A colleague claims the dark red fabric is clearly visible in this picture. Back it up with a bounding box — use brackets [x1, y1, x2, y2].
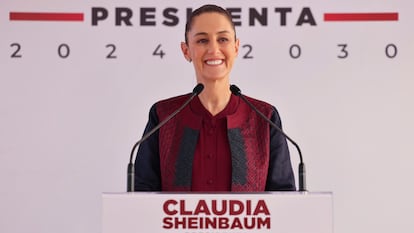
[190, 95, 238, 191]
[227, 96, 271, 191]
[156, 94, 202, 191]
[156, 94, 274, 191]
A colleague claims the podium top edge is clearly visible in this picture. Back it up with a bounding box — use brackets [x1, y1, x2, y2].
[102, 191, 333, 196]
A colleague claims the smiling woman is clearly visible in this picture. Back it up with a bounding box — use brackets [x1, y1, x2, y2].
[180, 9, 239, 115]
[134, 4, 296, 192]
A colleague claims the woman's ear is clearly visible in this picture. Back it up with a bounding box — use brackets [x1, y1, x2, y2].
[181, 42, 192, 62]
[235, 38, 240, 55]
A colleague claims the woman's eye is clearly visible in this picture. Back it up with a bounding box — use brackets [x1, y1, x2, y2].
[197, 39, 208, 44]
[219, 38, 229, 43]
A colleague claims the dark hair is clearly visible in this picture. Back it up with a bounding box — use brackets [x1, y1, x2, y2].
[184, 4, 236, 44]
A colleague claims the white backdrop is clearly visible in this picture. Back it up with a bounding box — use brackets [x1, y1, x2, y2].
[1, 0, 413, 233]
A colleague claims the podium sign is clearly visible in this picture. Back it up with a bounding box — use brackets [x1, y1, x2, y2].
[102, 192, 333, 233]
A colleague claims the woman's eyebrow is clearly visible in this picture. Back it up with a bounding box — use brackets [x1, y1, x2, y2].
[193, 30, 231, 37]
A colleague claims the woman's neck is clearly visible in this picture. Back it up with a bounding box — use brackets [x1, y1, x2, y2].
[197, 81, 232, 116]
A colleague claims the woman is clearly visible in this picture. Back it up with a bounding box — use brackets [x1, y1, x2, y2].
[134, 4, 296, 191]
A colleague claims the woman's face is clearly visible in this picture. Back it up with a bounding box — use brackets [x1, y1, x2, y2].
[181, 12, 239, 83]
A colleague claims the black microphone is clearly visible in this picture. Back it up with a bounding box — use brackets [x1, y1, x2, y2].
[127, 83, 204, 192]
[230, 84, 306, 192]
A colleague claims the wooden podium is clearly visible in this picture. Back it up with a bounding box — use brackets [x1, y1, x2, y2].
[102, 192, 333, 233]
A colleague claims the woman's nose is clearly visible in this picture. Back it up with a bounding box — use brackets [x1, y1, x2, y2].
[207, 40, 220, 53]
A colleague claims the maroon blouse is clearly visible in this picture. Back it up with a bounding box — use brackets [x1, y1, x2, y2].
[190, 95, 238, 191]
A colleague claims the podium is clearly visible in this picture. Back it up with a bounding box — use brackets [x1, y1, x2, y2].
[102, 192, 333, 233]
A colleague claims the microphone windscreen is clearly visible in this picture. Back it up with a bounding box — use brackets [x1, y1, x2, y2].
[230, 84, 242, 96]
[193, 83, 204, 95]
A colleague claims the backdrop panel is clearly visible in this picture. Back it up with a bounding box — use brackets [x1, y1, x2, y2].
[1, 1, 413, 233]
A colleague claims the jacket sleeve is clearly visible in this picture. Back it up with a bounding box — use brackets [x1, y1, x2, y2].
[265, 106, 297, 191]
[134, 104, 162, 191]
